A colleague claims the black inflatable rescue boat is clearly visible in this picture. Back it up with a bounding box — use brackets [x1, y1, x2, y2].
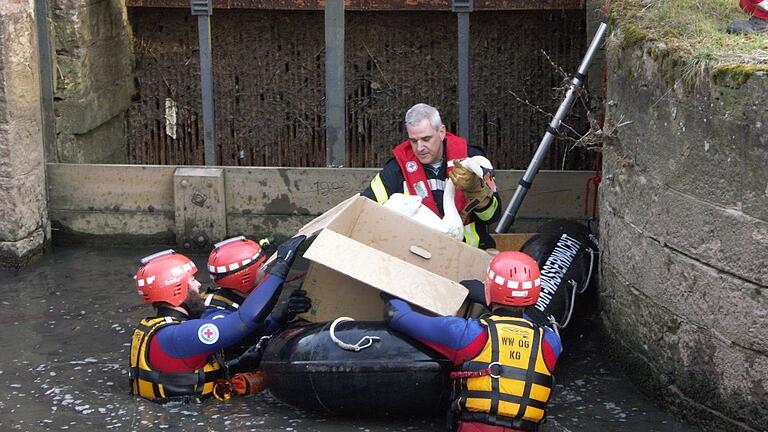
[261, 220, 598, 416]
[260, 320, 453, 416]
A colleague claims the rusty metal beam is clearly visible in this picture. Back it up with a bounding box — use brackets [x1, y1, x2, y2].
[125, 0, 584, 11]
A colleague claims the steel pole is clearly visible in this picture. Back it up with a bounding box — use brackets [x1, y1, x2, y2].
[192, 0, 216, 165]
[34, 0, 56, 162]
[324, 0, 346, 167]
[496, 21, 608, 233]
[453, 0, 473, 139]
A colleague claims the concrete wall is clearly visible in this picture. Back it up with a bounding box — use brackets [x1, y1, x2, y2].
[47, 164, 593, 247]
[0, 1, 50, 268]
[600, 30, 768, 431]
[50, 0, 134, 163]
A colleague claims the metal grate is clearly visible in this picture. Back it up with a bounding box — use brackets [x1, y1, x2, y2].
[127, 9, 593, 170]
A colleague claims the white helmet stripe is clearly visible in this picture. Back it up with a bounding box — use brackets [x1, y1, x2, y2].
[228, 263, 239, 271]
[522, 281, 532, 289]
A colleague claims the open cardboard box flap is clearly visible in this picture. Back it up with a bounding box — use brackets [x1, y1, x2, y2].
[296, 195, 493, 322]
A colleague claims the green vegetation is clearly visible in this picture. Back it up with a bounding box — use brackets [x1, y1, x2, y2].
[612, 0, 768, 82]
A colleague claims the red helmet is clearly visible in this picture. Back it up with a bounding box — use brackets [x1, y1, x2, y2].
[135, 250, 197, 306]
[207, 236, 266, 294]
[484, 251, 542, 307]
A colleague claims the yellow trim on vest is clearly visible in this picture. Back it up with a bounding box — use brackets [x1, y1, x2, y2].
[129, 316, 221, 403]
[474, 196, 498, 221]
[463, 223, 480, 247]
[370, 174, 389, 205]
[457, 315, 553, 425]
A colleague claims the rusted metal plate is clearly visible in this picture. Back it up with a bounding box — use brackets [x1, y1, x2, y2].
[125, 0, 584, 10]
[127, 9, 592, 170]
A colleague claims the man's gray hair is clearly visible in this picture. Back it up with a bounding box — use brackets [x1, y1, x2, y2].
[405, 103, 443, 130]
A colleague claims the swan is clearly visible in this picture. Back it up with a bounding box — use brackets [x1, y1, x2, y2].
[381, 155, 495, 243]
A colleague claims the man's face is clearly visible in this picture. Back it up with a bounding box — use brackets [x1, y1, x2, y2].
[407, 119, 446, 165]
[182, 276, 206, 318]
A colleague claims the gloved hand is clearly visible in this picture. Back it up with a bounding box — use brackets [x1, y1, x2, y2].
[448, 159, 493, 212]
[226, 343, 265, 375]
[271, 288, 312, 324]
[383, 299, 410, 324]
[266, 235, 307, 279]
[460, 279, 487, 306]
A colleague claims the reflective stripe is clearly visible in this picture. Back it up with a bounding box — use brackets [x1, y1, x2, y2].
[428, 179, 446, 191]
[464, 222, 480, 247]
[474, 196, 498, 221]
[401, 181, 411, 195]
[370, 174, 389, 204]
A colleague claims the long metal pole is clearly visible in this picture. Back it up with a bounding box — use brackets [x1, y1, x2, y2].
[496, 21, 608, 234]
[324, 0, 346, 167]
[454, 0, 473, 139]
[34, 0, 57, 162]
[192, 0, 216, 165]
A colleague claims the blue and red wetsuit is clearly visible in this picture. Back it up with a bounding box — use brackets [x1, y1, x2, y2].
[148, 274, 285, 373]
[386, 299, 562, 432]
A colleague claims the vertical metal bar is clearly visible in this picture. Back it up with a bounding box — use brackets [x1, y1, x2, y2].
[456, 6, 471, 139]
[192, 0, 216, 165]
[197, 15, 216, 166]
[34, 0, 57, 162]
[324, 0, 345, 167]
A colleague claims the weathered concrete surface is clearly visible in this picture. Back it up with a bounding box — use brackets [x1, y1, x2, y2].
[0, 1, 50, 268]
[50, 0, 134, 163]
[600, 28, 768, 431]
[174, 168, 226, 249]
[47, 164, 595, 245]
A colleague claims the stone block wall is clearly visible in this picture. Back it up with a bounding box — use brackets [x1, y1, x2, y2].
[50, 0, 134, 163]
[599, 30, 768, 431]
[0, 1, 50, 268]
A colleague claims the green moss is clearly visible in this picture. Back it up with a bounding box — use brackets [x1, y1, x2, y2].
[621, 23, 654, 49]
[712, 64, 768, 87]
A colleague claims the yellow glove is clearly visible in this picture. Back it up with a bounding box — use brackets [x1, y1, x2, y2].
[448, 159, 493, 216]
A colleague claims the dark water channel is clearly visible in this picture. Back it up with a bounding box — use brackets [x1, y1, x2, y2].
[0, 246, 700, 432]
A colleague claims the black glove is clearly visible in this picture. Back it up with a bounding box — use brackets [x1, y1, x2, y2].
[226, 343, 265, 375]
[271, 289, 312, 324]
[266, 235, 307, 279]
[460, 279, 487, 306]
[383, 298, 408, 324]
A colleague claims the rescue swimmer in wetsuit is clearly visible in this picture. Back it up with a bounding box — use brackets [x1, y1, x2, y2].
[128, 235, 306, 404]
[385, 251, 562, 432]
[202, 235, 311, 373]
[361, 103, 502, 249]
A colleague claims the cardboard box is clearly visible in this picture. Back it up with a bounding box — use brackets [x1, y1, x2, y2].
[490, 233, 533, 253]
[296, 195, 493, 322]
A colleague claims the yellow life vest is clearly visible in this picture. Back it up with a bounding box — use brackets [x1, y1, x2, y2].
[202, 288, 241, 311]
[454, 315, 554, 429]
[129, 316, 222, 403]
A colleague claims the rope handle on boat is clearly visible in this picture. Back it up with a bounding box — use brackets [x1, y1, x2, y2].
[329, 317, 381, 352]
[548, 247, 597, 334]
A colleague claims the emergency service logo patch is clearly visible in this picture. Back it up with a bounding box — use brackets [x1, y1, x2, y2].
[197, 323, 220, 345]
[405, 160, 418, 173]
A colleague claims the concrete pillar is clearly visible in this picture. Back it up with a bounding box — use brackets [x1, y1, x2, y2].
[0, 1, 50, 268]
[600, 30, 768, 431]
[50, 0, 134, 163]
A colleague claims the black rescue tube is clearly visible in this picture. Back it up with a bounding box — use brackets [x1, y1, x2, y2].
[260, 320, 453, 416]
[521, 219, 598, 328]
[261, 220, 597, 416]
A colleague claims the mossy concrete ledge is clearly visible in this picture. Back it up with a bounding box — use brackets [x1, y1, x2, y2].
[599, 26, 768, 432]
